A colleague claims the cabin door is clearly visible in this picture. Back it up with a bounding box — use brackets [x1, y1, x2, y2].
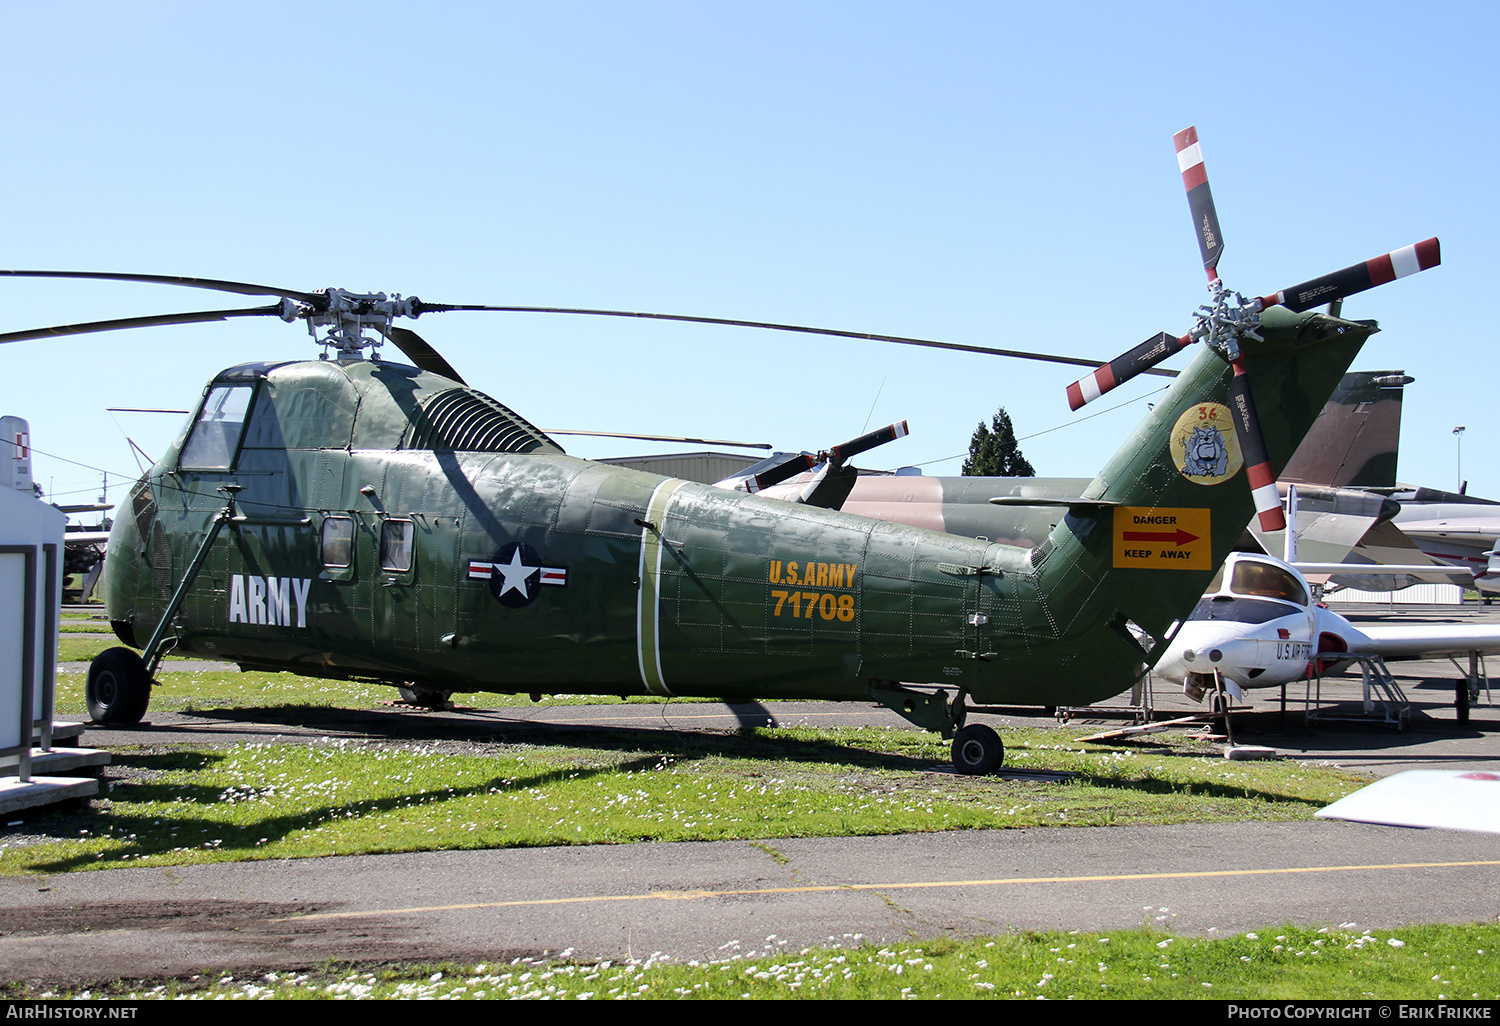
[369, 513, 461, 660]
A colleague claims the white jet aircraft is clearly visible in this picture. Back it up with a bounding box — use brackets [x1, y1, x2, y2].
[1154, 551, 1500, 715]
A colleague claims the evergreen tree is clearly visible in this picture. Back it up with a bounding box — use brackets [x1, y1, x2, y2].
[961, 407, 1034, 477]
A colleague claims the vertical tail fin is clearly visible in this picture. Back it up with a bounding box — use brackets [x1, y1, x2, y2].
[1032, 306, 1378, 655]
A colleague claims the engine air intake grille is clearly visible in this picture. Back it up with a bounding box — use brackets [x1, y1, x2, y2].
[402, 389, 559, 455]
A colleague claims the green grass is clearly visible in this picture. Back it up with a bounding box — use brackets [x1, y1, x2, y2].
[12, 925, 1500, 999]
[52, 667, 744, 714]
[0, 728, 1368, 874]
[55, 668, 396, 712]
[58, 620, 116, 635]
[57, 637, 199, 662]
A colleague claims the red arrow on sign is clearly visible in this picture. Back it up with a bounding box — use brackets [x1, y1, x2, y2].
[1122, 529, 1200, 547]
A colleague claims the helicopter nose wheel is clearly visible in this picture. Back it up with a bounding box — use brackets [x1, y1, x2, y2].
[951, 723, 1004, 775]
[86, 648, 152, 724]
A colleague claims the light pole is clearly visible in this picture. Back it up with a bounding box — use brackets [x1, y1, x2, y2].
[1454, 425, 1466, 492]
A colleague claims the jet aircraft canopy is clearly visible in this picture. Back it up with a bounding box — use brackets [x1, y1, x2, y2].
[1188, 555, 1311, 625]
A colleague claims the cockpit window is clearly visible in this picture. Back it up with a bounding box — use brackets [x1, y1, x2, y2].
[180, 385, 254, 470]
[1229, 561, 1308, 606]
[1203, 565, 1225, 596]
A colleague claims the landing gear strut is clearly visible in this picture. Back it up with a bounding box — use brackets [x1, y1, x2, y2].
[868, 682, 1006, 775]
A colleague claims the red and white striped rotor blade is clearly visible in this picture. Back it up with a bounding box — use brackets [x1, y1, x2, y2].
[1259, 238, 1440, 313]
[1226, 358, 1286, 532]
[1066, 331, 1192, 411]
[828, 420, 909, 464]
[1175, 126, 1226, 281]
[746, 453, 816, 492]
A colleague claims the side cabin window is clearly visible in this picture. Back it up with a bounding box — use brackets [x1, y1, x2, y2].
[180, 385, 254, 470]
[380, 519, 415, 573]
[321, 516, 355, 568]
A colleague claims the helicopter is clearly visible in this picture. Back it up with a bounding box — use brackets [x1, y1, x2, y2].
[4, 127, 1441, 774]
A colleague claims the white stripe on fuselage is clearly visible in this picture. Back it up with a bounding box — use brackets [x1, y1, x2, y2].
[635, 479, 689, 696]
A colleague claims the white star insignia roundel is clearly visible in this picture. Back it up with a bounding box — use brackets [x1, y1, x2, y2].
[495, 545, 538, 599]
[468, 542, 568, 607]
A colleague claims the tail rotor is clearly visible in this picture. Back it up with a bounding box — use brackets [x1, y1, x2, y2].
[1064, 126, 1441, 532]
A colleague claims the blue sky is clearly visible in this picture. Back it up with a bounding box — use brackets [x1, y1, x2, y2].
[2, 1, 1492, 508]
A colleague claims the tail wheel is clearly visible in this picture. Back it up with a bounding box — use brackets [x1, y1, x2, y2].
[86, 648, 152, 724]
[951, 723, 1004, 775]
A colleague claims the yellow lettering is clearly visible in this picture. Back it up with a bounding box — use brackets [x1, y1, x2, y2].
[815, 563, 828, 587]
[769, 560, 782, 584]
[786, 561, 799, 585]
[771, 588, 858, 623]
[826, 563, 845, 589]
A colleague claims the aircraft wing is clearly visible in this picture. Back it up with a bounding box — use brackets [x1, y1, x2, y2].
[1354, 624, 1500, 661]
[1395, 515, 1500, 548]
[1334, 520, 1467, 590]
[1250, 484, 1393, 566]
[65, 531, 111, 546]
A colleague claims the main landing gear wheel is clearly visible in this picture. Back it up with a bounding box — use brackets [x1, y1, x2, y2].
[399, 685, 453, 710]
[86, 648, 152, 724]
[951, 723, 1004, 775]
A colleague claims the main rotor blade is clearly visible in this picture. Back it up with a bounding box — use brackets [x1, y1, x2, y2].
[1174, 126, 1225, 280]
[544, 430, 772, 450]
[1258, 238, 1441, 313]
[385, 326, 467, 384]
[0, 304, 285, 345]
[430, 304, 1172, 373]
[0, 270, 323, 305]
[828, 420, 909, 465]
[1066, 331, 1191, 410]
[797, 463, 860, 511]
[745, 453, 816, 492]
[1226, 358, 1286, 532]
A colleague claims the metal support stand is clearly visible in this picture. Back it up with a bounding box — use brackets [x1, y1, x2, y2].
[1446, 652, 1490, 725]
[1214, 669, 1237, 745]
[1305, 654, 1409, 730]
[1059, 669, 1156, 724]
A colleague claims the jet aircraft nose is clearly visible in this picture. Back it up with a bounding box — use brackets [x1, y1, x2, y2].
[1175, 628, 1259, 678]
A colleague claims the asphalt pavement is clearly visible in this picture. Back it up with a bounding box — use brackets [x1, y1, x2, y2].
[3, 820, 1497, 986]
[10, 606, 1499, 986]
